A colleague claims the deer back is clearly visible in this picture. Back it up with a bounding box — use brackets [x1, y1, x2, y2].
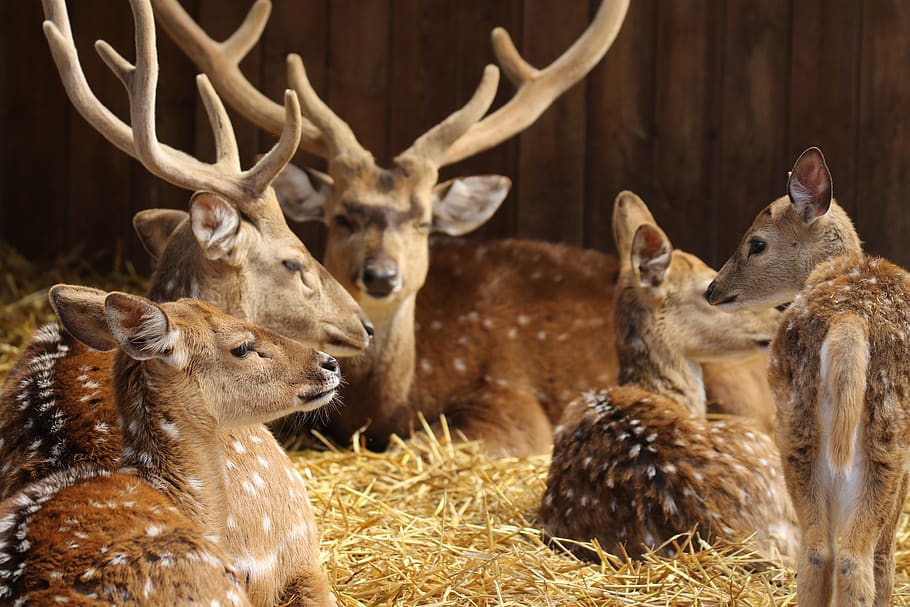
[542, 386, 797, 562]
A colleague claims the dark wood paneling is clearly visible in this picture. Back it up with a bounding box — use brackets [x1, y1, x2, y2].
[443, 0, 522, 242]
[261, 0, 329, 257]
[651, 0, 723, 264]
[788, 0, 862, 222]
[583, 0, 656, 254]
[515, 0, 589, 244]
[66, 1, 133, 265]
[327, 0, 391, 164]
[714, 0, 790, 267]
[5, 0, 910, 275]
[856, 0, 910, 268]
[3, 2, 69, 259]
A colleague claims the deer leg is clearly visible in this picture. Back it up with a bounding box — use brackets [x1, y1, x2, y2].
[872, 472, 907, 607]
[278, 568, 336, 607]
[835, 489, 882, 607]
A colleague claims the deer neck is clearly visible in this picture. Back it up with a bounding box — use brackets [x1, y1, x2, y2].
[113, 354, 227, 537]
[614, 297, 706, 416]
[344, 293, 417, 408]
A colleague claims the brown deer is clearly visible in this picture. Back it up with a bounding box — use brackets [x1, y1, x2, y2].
[0, 1, 368, 604]
[540, 193, 796, 562]
[0, 285, 340, 605]
[707, 147, 910, 607]
[152, 0, 775, 455]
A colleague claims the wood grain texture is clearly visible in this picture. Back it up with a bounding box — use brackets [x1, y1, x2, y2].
[3, 1, 910, 274]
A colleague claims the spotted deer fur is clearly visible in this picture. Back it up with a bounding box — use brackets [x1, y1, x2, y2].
[0, 2, 371, 604]
[709, 147, 910, 607]
[540, 194, 797, 562]
[0, 286, 340, 605]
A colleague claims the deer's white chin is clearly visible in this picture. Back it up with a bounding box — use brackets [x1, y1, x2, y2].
[295, 389, 337, 412]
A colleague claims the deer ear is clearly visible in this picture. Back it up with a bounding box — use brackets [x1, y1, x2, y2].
[431, 175, 511, 236]
[103, 292, 182, 364]
[612, 191, 657, 266]
[631, 224, 673, 288]
[271, 162, 332, 223]
[133, 209, 189, 262]
[788, 147, 832, 225]
[190, 192, 243, 262]
[49, 284, 118, 351]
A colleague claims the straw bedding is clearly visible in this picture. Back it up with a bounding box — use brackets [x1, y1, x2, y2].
[3, 243, 910, 606]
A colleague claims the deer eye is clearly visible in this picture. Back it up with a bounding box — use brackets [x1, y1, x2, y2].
[282, 259, 303, 273]
[748, 238, 766, 257]
[231, 341, 256, 358]
[333, 214, 354, 231]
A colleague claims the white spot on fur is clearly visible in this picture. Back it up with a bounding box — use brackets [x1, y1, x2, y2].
[453, 358, 467, 373]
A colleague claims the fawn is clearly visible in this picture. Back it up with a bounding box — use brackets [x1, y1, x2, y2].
[0, 285, 340, 605]
[707, 147, 910, 607]
[540, 192, 797, 562]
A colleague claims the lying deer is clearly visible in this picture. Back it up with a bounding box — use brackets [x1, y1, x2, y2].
[152, 0, 776, 455]
[0, 285, 339, 605]
[0, 1, 370, 604]
[540, 193, 797, 562]
[706, 147, 910, 607]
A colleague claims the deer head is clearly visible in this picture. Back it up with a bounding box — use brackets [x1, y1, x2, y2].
[150, 0, 629, 315]
[705, 147, 863, 311]
[49, 284, 340, 426]
[612, 192, 780, 388]
[42, 0, 372, 357]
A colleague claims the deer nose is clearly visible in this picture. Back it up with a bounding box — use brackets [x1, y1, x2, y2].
[318, 352, 340, 374]
[705, 280, 717, 302]
[361, 264, 400, 298]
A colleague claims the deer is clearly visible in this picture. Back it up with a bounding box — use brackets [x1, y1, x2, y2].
[0, 0, 371, 604]
[539, 192, 797, 563]
[151, 0, 775, 456]
[0, 285, 340, 605]
[706, 147, 910, 607]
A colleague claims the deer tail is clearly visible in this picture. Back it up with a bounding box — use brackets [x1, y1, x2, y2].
[821, 314, 869, 473]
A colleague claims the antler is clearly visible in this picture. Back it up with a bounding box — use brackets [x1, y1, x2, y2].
[438, 0, 630, 167]
[41, 0, 302, 206]
[151, 0, 627, 171]
[150, 0, 329, 158]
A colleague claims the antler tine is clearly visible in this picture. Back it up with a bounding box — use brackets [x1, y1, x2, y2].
[195, 75, 241, 172]
[43, 0, 301, 204]
[287, 54, 371, 163]
[439, 0, 630, 167]
[244, 89, 303, 195]
[150, 0, 329, 158]
[399, 65, 500, 169]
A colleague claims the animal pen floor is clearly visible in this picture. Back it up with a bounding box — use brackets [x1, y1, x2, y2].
[3, 244, 910, 606]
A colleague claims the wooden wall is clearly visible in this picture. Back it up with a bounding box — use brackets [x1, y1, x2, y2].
[2, 1, 910, 274]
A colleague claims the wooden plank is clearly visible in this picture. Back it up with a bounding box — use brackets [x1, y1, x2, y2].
[583, 0, 656, 254]
[0, 0, 9, 239]
[327, 0, 391, 164]
[259, 0, 329, 258]
[442, 0, 522, 242]
[788, 0, 862, 221]
[514, 0, 589, 245]
[651, 0, 723, 264]
[713, 0, 790, 266]
[193, 0, 262, 169]
[387, 0, 459, 157]
[65, 0, 133, 268]
[856, 0, 910, 268]
[3, 1, 69, 259]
